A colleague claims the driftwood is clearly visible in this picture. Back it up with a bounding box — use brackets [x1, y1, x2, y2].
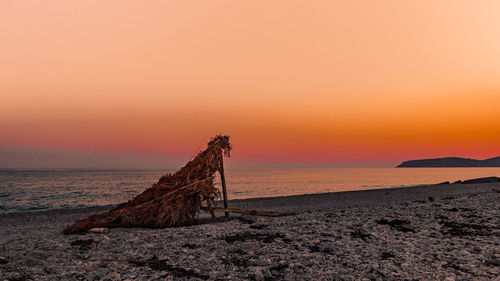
[87, 227, 109, 234]
[219, 158, 229, 217]
[205, 197, 217, 223]
[200, 206, 295, 217]
[63, 135, 231, 234]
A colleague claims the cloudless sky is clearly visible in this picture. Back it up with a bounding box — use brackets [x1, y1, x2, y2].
[1, 0, 499, 168]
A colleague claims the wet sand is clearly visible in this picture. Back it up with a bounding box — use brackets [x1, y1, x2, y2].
[1, 182, 499, 280]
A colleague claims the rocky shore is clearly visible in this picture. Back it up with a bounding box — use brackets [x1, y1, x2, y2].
[1, 182, 499, 280]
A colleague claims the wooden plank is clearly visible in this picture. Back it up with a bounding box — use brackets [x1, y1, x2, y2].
[219, 156, 229, 217]
[201, 207, 295, 217]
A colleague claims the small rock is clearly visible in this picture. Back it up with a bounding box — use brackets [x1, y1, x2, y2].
[0, 256, 8, 264]
[252, 267, 265, 281]
[486, 258, 500, 266]
[458, 250, 471, 257]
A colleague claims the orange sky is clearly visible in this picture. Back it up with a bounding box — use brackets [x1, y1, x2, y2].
[1, 0, 500, 167]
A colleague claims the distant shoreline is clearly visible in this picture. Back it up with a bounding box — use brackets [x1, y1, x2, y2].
[397, 156, 500, 167]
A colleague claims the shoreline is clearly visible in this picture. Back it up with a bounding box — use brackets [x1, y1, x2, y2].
[1, 181, 499, 280]
[1, 180, 497, 218]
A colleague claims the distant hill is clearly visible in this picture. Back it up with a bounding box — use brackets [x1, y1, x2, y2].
[397, 156, 500, 167]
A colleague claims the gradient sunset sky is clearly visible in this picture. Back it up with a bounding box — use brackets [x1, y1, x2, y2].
[1, 0, 499, 168]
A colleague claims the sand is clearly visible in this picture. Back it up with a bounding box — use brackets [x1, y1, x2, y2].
[1, 182, 499, 280]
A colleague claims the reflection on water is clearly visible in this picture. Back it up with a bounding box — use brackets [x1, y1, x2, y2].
[1, 167, 499, 213]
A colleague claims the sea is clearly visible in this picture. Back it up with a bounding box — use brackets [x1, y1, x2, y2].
[1, 167, 499, 214]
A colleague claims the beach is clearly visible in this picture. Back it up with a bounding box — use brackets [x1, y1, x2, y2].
[1, 182, 499, 280]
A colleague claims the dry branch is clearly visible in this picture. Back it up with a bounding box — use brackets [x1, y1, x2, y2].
[200, 206, 295, 217]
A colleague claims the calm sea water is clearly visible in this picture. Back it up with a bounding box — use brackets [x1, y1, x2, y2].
[1, 167, 499, 214]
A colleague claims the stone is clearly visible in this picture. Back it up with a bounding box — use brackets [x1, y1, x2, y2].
[486, 259, 500, 266]
[458, 250, 471, 257]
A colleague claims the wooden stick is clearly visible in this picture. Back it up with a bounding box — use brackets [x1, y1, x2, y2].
[98, 258, 164, 264]
[200, 207, 295, 217]
[219, 155, 229, 217]
[205, 198, 217, 223]
[87, 227, 109, 234]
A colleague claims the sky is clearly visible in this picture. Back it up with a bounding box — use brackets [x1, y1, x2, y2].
[1, 0, 500, 168]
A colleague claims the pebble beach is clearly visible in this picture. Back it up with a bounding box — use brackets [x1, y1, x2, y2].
[1, 181, 499, 280]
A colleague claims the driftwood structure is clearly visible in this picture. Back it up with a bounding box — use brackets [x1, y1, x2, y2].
[63, 135, 231, 234]
[63, 135, 294, 235]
